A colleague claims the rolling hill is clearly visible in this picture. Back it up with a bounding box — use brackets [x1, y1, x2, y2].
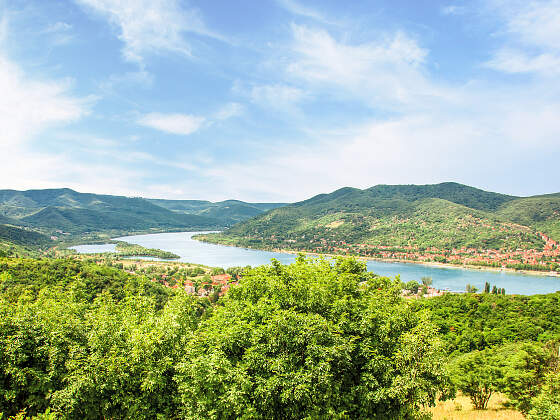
[0, 224, 52, 257]
[0, 188, 285, 236]
[0, 189, 221, 235]
[147, 198, 285, 224]
[198, 183, 560, 269]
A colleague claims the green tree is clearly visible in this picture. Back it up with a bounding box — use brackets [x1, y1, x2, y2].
[499, 342, 555, 414]
[405, 280, 420, 294]
[528, 370, 560, 420]
[450, 348, 502, 409]
[466, 284, 478, 293]
[175, 256, 448, 419]
[421, 276, 433, 287]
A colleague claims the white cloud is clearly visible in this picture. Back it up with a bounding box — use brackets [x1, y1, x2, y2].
[138, 112, 205, 135]
[99, 70, 154, 91]
[286, 25, 447, 110]
[441, 5, 466, 15]
[275, 0, 336, 24]
[250, 84, 307, 109]
[0, 56, 89, 147]
[485, 0, 560, 75]
[485, 49, 560, 75]
[214, 102, 244, 120]
[0, 41, 109, 193]
[75, 0, 223, 63]
[44, 22, 72, 33]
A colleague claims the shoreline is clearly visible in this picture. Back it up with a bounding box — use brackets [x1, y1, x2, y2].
[195, 237, 560, 278]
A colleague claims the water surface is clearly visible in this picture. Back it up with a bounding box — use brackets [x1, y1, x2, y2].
[74, 231, 560, 295]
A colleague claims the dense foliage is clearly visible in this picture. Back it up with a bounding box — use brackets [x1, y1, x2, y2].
[0, 256, 450, 419]
[412, 293, 560, 355]
[1, 254, 559, 418]
[148, 199, 285, 225]
[415, 293, 560, 414]
[176, 257, 448, 419]
[113, 242, 180, 259]
[0, 189, 284, 234]
[201, 182, 560, 255]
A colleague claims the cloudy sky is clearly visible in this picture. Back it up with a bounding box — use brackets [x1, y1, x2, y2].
[1, 0, 558, 201]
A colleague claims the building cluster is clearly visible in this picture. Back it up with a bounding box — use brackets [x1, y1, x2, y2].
[268, 232, 560, 271]
[155, 273, 237, 297]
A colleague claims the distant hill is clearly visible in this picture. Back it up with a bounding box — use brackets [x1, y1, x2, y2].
[0, 224, 51, 247]
[200, 183, 560, 254]
[0, 189, 285, 237]
[148, 198, 286, 225]
[0, 224, 52, 257]
[0, 189, 221, 235]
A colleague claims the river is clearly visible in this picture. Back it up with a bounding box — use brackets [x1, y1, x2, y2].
[71, 231, 560, 295]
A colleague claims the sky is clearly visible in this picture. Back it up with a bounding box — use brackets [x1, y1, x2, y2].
[0, 0, 559, 202]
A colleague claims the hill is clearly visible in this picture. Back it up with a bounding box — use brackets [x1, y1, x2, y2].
[0, 189, 285, 236]
[0, 188, 221, 235]
[148, 198, 285, 225]
[199, 183, 560, 271]
[0, 224, 52, 257]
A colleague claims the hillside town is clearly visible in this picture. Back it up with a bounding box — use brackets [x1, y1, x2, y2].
[278, 232, 560, 272]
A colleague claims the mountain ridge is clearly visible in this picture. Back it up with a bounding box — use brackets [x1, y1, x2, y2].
[198, 182, 560, 271]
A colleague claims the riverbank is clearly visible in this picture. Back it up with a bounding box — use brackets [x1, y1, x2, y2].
[194, 236, 560, 278]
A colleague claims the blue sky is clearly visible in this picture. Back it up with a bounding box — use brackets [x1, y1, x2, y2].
[1, 0, 559, 201]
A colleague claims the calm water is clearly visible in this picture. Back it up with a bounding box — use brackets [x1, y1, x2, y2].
[72, 231, 560, 295]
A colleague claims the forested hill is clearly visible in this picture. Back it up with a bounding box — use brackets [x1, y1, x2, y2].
[148, 198, 286, 224]
[199, 182, 560, 262]
[0, 188, 284, 235]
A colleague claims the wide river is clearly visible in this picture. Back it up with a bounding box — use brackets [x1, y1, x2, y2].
[72, 231, 560, 295]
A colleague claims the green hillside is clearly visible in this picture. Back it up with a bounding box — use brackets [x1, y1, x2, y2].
[0, 224, 52, 257]
[0, 189, 222, 235]
[496, 196, 560, 241]
[199, 183, 560, 263]
[148, 198, 286, 225]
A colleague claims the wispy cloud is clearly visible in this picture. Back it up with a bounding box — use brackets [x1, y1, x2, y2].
[484, 0, 560, 75]
[286, 25, 446, 110]
[441, 5, 466, 15]
[75, 0, 224, 64]
[250, 83, 307, 110]
[44, 21, 72, 33]
[137, 112, 206, 135]
[0, 55, 90, 147]
[275, 0, 335, 24]
[0, 29, 104, 193]
[214, 102, 244, 120]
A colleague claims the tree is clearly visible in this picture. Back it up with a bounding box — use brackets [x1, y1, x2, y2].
[499, 342, 555, 414]
[421, 276, 433, 287]
[466, 284, 478, 293]
[175, 256, 448, 419]
[528, 370, 560, 420]
[405, 280, 420, 294]
[450, 348, 502, 409]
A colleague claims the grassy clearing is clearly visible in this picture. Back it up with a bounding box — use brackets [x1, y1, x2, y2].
[430, 393, 524, 420]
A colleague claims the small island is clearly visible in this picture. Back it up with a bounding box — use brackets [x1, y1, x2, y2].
[113, 241, 180, 259]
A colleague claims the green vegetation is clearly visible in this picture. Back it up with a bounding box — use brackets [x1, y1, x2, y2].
[0, 188, 286, 237]
[148, 198, 285, 225]
[0, 256, 449, 419]
[0, 225, 52, 259]
[0, 188, 222, 235]
[412, 293, 560, 355]
[0, 254, 559, 418]
[199, 182, 560, 270]
[113, 241, 180, 259]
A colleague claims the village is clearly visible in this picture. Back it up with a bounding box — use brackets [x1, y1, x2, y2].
[281, 232, 560, 273]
